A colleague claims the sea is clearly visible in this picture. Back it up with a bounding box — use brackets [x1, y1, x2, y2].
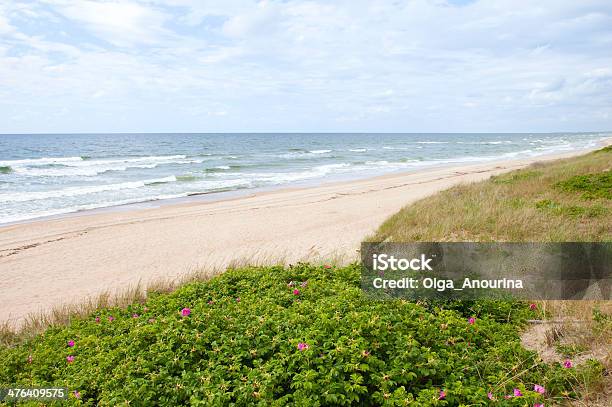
[0, 133, 608, 225]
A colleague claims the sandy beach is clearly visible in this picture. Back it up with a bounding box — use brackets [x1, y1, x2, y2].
[0, 146, 606, 325]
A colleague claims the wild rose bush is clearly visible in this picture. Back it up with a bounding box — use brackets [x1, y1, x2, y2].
[0, 264, 600, 406]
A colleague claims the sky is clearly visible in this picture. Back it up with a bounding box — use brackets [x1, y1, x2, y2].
[0, 0, 611, 133]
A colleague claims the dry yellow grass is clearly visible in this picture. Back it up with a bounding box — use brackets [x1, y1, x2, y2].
[519, 301, 612, 406]
[370, 147, 611, 243]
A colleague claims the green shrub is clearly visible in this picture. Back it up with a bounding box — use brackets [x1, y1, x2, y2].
[555, 172, 612, 200]
[535, 200, 607, 218]
[0, 264, 595, 406]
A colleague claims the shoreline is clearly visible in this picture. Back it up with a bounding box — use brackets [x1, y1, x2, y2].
[1, 140, 608, 228]
[0, 143, 609, 325]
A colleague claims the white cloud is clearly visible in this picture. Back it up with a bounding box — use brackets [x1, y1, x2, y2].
[154, 0, 253, 26]
[222, 1, 281, 38]
[0, 4, 16, 34]
[207, 110, 227, 116]
[46, 0, 171, 46]
[0, 0, 611, 132]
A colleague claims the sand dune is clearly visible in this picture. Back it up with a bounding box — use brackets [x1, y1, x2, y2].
[0, 147, 605, 324]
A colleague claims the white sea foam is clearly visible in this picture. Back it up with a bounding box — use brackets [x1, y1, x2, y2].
[0, 193, 189, 224]
[278, 149, 335, 159]
[5, 155, 205, 177]
[358, 160, 420, 171]
[196, 178, 252, 190]
[245, 163, 352, 184]
[456, 141, 513, 145]
[14, 163, 159, 177]
[0, 156, 84, 166]
[382, 146, 411, 150]
[0, 176, 178, 203]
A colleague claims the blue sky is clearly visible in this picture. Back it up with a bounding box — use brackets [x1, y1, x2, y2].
[0, 0, 611, 133]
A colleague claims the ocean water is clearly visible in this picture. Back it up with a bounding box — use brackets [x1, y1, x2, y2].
[0, 133, 608, 224]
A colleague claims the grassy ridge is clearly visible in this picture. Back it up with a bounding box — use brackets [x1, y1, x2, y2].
[371, 146, 611, 242]
[368, 145, 612, 405]
[0, 264, 594, 406]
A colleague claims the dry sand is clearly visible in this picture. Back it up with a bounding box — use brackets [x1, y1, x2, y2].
[0, 148, 604, 324]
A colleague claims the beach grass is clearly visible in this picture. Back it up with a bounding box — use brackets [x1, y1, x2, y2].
[370, 146, 611, 243]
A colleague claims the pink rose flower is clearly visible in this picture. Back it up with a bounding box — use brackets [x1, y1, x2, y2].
[67, 340, 75, 348]
[564, 359, 573, 368]
[66, 355, 75, 363]
[468, 317, 475, 325]
[487, 392, 494, 400]
[297, 342, 309, 351]
[95, 317, 101, 323]
[513, 388, 523, 397]
[181, 308, 191, 317]
[108, 316, 114, 322]
[534, 384, 545, 394]
[534, 404, 543, 407]
[293, 289, 300, 296]
[530, 303, 537, 310]
[236, 297, 241, 302]
[438, 390, 446, 400]
[73, 391, 81, 399]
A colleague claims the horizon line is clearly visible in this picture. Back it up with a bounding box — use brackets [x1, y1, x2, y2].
[1, 131, 611, 136]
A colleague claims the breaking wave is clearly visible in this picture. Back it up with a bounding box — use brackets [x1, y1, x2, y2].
[0, 176, 178, 203]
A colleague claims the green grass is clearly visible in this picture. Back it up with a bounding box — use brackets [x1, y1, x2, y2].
[0, 264, 591, 406]
[491, 170, 542, 184]
[555, 173, 612, 200]
[555, 344, 588, 358]
[594, 145, 612, 153]
[534, 199, 608, 218]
